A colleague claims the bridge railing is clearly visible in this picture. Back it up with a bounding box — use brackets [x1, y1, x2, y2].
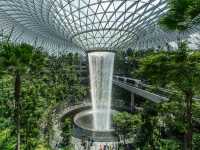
[113, 75, 169, 97]
[113, 75, 200, 101]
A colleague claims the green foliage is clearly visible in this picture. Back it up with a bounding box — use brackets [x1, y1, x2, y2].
[0, 43, 46, 75]
[159, 0, 200, 32]
[0, 41, 87, 149]
[134, 102, 161, 149]
[0, 42, 48, 150]
[0, 75, 13, 121]
[114, 50, 138, 75]
[60, 117, 72, 147]
[160, 139, 181, 150]
[187, 0, 200, 23]
[46, 54, 87, 103]
[159, 0, 191, 31]
[35, 143, 51, 150]
[160, 95, 186, 135]
[193, 101, 200, 126]
[60, 145, 73, 150]
[0, 128, 16, 150]
[112, 45, 200, 149]
[138, 42, 200, 93]
[193, 133, 200, 150]
[113, 112, 141, 144]
[136, 44, 200, 149]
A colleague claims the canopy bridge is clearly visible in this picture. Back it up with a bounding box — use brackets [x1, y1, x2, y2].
[113, 75, 200, 103]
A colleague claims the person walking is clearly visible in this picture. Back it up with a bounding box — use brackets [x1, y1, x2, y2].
[99, 144, 103, 150]
[104, 144, 106, 150]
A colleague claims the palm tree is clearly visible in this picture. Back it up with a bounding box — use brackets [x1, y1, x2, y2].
[0, 42, 46, 150]
[159, 0, 200, 46]
[187, 1, 200, 22]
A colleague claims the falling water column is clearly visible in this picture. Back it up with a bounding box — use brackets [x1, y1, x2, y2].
[88, 51, 115, 131]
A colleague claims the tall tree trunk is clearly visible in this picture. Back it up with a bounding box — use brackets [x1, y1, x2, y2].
[15, 72, 21, 150]
[184, 91, 193, 150]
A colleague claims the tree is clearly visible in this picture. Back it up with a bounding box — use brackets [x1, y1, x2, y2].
[61, 117, 72, 147]
[193, 133, 200, 150]
[0, 43, 46, 150]
[160, 0, 191, 32]
[187, 1, 200, 23]
[159, 0, 200, 46]
[114, 50, 139, 76]
[134, 102, 161, 150]
[138, 44, 200, 149]
[0, 40, 88, 149]
[46, 54, 87, 103]
[113, 112, 141, 145]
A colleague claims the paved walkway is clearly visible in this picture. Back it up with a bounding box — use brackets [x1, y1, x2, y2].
[50, 102, 91, 149]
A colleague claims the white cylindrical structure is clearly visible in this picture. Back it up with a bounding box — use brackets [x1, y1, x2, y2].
[88, 51, 115, 131]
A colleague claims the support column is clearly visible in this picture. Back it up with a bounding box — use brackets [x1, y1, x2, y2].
[131, 93, 135, 112]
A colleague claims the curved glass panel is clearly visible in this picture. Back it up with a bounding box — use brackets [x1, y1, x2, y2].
[0, 0, 199, 52]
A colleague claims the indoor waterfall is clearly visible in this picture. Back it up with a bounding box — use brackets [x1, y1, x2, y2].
[88, 51, 115, 131]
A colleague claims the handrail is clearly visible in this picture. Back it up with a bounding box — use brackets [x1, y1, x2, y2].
[113, 75, 200, 101]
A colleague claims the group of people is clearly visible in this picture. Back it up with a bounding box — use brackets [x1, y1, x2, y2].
[99, 144, 116, 150]
[80, 136, 118, 150]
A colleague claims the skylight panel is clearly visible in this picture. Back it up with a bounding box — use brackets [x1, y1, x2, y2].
[113, 1, 122, 10]
[0, 0, 171, 51]
[79, 0, 86, 7]
[137, 6, 146, 15]
[102, 2, 110, 10]
[61, 0, 68, 6]
[118, 2, 126, 12]
[96, 4, 105, 14]
[151, 0, 160, 6]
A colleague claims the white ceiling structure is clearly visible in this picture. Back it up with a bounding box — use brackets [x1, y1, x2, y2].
[0, 0, 199, 55]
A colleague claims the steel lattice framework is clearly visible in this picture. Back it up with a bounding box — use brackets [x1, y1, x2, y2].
[0, 0, 199, 54]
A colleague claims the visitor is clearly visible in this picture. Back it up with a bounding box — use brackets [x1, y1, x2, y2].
[90, 138, 94, 146]
[99, 144, 103, 150]
[104, 144, 107, 150]
[106, 144, 109, 150]
[109, 144, 112, 150]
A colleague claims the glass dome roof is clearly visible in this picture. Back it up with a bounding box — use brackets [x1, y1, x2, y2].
[56, 0, 167, 51]
[0, 0, 199, 54]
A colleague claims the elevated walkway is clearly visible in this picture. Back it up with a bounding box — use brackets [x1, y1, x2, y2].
[113, 77, 168, 103]
[113, 75, 200, 103]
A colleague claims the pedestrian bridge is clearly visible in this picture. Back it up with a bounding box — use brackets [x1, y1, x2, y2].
[113, 75, 200, 103]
